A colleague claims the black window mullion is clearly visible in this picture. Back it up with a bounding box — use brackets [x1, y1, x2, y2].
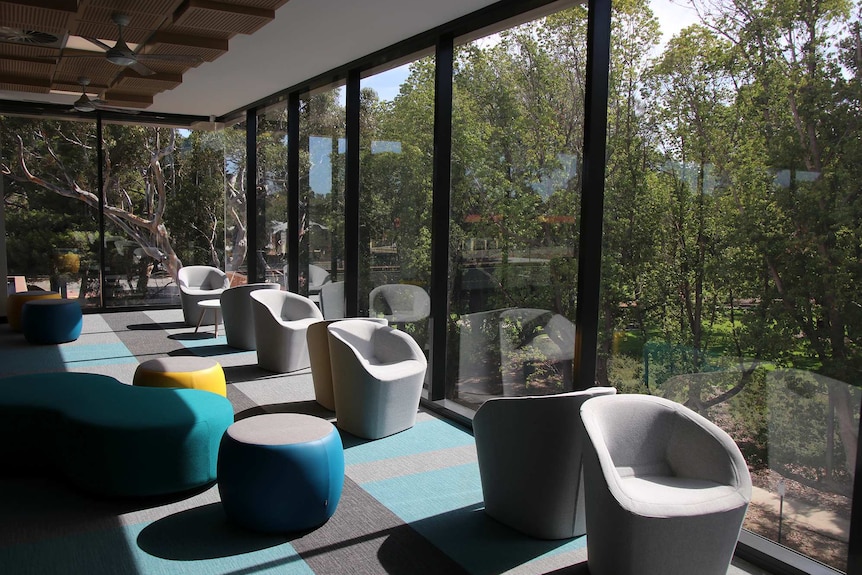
[245, 108, 259, 282]
[288, 93, 300, 293]
[97, 113, 105, 309]
[429, 35, 454, 402]
[344, 70, 361, 317]
[573, 0, 612, 390]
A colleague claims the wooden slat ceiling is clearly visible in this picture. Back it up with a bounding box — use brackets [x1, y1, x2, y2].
[0, 0, 289, 109]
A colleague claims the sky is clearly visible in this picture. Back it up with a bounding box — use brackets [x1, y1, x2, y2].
[360, 0, 701, 103]
[651, 0, 701, 46]
[316, 0, 702, 194]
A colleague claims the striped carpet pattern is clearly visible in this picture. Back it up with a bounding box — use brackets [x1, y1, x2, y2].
[0, 309, 765, 575]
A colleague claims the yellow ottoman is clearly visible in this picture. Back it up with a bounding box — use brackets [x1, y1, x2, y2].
[7, 291, 61, 332]
[133, 357, 227, 397]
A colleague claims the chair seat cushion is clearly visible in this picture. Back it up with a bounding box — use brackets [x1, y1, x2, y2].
[616, 474, 751, 517]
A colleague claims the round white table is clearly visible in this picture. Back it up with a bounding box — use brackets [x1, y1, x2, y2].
[195, 298, 222, 337]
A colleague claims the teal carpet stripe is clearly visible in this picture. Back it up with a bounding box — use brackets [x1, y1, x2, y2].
[343, 419, 475, 465]
[0, 342, 136, 375]
[363, 462, 483, 523]
[0, 519, 315, 575]
[60, 342, 137, 365]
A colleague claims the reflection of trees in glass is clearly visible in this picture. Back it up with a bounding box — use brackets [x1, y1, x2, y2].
[257, 108, 290, 282]
[597, 0, 860, 567]
[301, 90, 345, 293]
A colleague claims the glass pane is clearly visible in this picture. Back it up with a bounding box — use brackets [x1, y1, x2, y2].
[224, 121, 248, 283]
[2, 116, 101, 307]
[359, 60, 434, 355]
[300, 86, 345, 304]
[258, 105, 290, 287]
[602, 0, 860, 569]
[172, 128, 227, 277]
[101, 124, 195, 308]
[447, 8, 585, 409]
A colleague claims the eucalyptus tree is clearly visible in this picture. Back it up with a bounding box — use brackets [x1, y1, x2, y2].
[2, 118, 186, 292]
[594, 0, 665, 385]
[686, 0, 862, 476]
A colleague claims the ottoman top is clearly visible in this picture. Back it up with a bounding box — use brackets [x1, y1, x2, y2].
[227, 414, 335, 445]
[138, 356, 219, 373]
[25, 299, 79, 307]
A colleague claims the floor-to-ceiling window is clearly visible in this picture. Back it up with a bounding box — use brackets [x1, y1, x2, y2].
[223, 119, 248, 282]
[359, 58, 435, 354]
[101, 123, 186, 308]
[599, 0, 861, 570]
[257, 104, 290, 287]
[446, 8, 585, 409]
[299, 84, 346, 306]
[172, 126, 227, 277]
[1, 115, 101, 307]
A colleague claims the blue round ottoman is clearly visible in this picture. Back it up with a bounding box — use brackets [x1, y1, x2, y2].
[21, 298, 83, 344]
[217, 413, 344, 533]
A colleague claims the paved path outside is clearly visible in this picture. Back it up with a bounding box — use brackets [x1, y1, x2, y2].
[750, 485, 849, 542]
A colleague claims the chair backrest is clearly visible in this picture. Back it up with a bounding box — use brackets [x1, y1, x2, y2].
[307, 265, 331, 290]
[250, 289, 322, 322]
[368, 284, 430, 318]
[327, 319, 379, 359]
[178, 265, 228, 290]
[221, 282, 279, 319]
[320, 281, 345, 320]
[499, 308, 554, 347]
[371, 326, 426, 364]
[475, 387, 617, 429]
[581, 394, 749, 487]
[545, 313, 575, 352]
[328, 319, 426, 367]
[221, 282, 278, 304]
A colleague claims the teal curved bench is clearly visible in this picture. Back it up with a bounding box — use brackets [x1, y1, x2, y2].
[0, 372, 235, 497]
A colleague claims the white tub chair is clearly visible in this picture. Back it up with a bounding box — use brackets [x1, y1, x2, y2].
[177, 265, 230, 326]
[327, 319, 427, 439]
[250, 290, 323, 373]
[580, 394, 752, 575]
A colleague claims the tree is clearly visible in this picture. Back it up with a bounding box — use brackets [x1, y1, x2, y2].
[3, 120, 184, 285]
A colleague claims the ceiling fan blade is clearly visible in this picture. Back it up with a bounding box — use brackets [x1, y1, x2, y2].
[137, 53, 203, 64]
[129, 60, 156, 76]
[82, 36, 111, 51]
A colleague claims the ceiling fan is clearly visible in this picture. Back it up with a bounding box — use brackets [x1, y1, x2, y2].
[63, 13, 202, 76]
[71, 76, 139, 114]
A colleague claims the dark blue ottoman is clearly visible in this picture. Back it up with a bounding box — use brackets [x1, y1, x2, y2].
[21, 298, 83, 344]
[218, 413, 344, 533]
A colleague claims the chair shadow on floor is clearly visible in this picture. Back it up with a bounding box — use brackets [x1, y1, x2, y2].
[128, 321, 188, 331]
[377, 502, 586, 575]
[136, 502, 294, 560]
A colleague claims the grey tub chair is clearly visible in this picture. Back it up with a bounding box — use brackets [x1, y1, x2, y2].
[327, 319, 427, 439]
[473, 387, 617, 539]
[250, 290, 323, 373]
[580, 394, 752, 575]
[319, 281, 345, 320]
[220, 282, 280, 350]
[178, 265, 230, 326]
